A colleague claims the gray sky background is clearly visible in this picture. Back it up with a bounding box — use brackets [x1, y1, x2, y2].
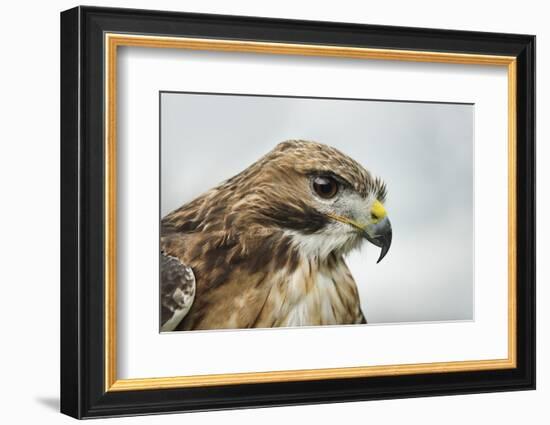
[161, 92, 474, 323]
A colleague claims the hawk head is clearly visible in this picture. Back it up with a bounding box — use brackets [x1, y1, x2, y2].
[213, 140, 392, 263]
[161, 139, 391, 330]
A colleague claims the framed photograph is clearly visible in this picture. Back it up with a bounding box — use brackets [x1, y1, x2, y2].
[60, 6, 535, 419]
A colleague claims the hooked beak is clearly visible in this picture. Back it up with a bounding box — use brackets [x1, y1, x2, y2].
[364, 216, 392, 263]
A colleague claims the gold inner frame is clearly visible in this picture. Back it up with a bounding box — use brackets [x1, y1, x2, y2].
[104, 33, 517, 392]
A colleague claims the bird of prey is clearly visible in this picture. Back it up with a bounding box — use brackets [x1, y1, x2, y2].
[160, 140, 392, 331]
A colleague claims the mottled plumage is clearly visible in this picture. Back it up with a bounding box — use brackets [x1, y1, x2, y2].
[160, 254, 196, 331]
[160, 140, 391, 331]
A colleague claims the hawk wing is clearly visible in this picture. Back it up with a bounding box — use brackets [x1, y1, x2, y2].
[160, 252, 196, 332]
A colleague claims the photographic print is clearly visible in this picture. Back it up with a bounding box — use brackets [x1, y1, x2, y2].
[159, 92, 474, 332]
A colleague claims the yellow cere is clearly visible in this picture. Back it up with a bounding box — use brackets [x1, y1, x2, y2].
[371, 200, 387, 221]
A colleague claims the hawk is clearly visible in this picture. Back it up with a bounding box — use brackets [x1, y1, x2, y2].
[160, 140, 392, 331]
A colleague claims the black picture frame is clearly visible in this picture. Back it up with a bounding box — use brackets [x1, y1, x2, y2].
[61, 5, 535, 419]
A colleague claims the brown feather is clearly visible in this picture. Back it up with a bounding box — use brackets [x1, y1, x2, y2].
[161, 140, 378, 330]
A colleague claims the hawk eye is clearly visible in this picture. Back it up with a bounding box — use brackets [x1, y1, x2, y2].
[312, 176, 339, 199]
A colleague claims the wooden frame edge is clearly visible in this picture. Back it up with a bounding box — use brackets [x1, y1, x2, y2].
[108, 358, 516, 391]
[104, 33, 518, 392]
